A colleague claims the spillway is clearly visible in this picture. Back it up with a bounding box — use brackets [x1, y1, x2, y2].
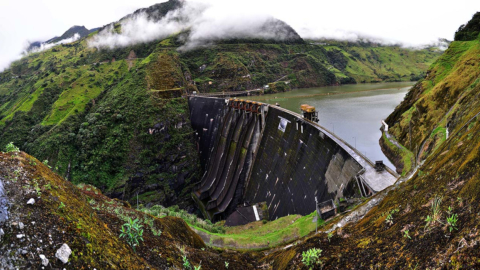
[189, 96, 397, 222]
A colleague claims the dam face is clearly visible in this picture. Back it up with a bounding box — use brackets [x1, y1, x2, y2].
[188, 96, 397, 222]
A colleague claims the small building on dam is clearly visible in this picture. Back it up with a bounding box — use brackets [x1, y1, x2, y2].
[188, 96, 397, 224]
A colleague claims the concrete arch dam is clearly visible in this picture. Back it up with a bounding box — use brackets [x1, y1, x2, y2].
[188, 96, 397, 222]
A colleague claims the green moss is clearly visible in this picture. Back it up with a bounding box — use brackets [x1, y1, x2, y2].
[190, 211, 320, 249]
[382, 132, 414, 176]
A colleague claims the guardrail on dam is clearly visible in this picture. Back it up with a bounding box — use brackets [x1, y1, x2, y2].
[188, 96, 397, 222]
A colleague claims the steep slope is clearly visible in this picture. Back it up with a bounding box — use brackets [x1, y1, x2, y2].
[382, 12, 480, 175]
[263, 12, 480, 269]
[455, 12, 480, 41]
[0, 151, 258, 269]
[0, 39, 202, 209]
[316, 39, 440, 83]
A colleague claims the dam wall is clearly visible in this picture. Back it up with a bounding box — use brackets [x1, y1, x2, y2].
[188, 96, 397, 221]
[188, 97, 227, 170]
[243, 106, 363, 219]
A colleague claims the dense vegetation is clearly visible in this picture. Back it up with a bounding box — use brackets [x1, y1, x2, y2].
[455, 12, 480, 41]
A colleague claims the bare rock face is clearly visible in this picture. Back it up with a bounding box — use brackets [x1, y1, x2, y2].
[39, 254, 49, 266]
[55, 243, 72, 264]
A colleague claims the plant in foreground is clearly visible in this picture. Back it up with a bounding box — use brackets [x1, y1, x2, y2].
[385, 213, 394, 225]
[403, 230, 411, 239]
[120, 218, 144, 251]
[225, 261, 229, 269]
[384, 208, 399, 226]
[425, 195, 443, 230]
[447, 214, 458, 232]
[183, 255, 191, 269]
[43, 160, 52, 169]
[182, 255, 201, 270]
[302, 248, 322, 270]
[58, 202, 66, 210]
[327, 231, 334, 242]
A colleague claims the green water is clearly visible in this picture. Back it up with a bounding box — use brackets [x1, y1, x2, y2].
[249, 82, 415, 170]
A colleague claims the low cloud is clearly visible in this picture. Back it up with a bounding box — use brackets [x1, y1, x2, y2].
[88, 1, 298, 51]
[25, 33, 81, 54]
[298, 27, 446, 49]
[88, 5, 195, 49]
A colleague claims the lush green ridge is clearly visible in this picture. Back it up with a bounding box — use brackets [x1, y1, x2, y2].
[0, 41, 202, 208]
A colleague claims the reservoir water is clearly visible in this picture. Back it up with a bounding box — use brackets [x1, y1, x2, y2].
[249, 82, 415, 170]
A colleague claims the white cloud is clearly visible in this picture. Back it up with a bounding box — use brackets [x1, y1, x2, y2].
[88, 2, 298, 51]
[88, 7, 193, 49]
[1, 0, 480, 71]
[27, 33, 81, 54]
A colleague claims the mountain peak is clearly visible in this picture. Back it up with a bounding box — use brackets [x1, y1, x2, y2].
[47, 25, 90, 44]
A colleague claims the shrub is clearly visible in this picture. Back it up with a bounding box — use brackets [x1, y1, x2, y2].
[120, 218, 144, 251]
[5, 142, 20, 153]
[302, 248, 323, 270]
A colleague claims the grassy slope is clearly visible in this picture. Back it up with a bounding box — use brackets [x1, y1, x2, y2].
[0, 151, 264, 269]
[0, 39, 202, 208]
[191, 212, 318, 250]
[321, 41, 439, 83]
[386, 40, 480, 164]
[139, 203, 326, 250]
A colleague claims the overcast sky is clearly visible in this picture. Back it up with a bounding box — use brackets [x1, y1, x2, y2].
[1, 0, 479, 71]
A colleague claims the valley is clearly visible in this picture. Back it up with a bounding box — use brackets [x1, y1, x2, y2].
[1, 0, 480, 269]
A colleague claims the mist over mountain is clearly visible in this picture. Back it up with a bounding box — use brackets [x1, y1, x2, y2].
[25, 25, 95, 53]
[89, 0, 303, 51]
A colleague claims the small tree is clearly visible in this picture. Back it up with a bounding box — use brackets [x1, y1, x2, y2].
[120, 218, 144, 251]
[302, 248, 323, 270]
